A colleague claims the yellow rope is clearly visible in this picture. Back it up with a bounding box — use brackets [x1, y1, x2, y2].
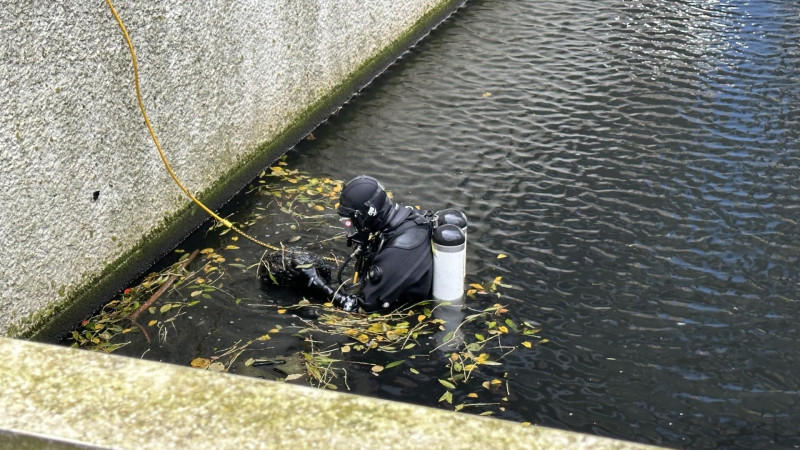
[104, 0, 279, 252]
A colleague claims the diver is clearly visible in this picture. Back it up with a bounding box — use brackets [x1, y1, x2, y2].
[295, 175, 434, 312]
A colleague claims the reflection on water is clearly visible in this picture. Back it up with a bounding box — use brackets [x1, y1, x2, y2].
[98, 0, 800, 447]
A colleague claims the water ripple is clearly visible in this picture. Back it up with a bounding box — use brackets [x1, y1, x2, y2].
[276, 0, 800, 446]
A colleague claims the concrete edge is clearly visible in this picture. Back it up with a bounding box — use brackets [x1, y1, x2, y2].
[0, 337, 657, 449]
[16, 0, 467, 342]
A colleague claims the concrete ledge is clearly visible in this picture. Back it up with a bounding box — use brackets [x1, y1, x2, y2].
[0, 338, 654, 449]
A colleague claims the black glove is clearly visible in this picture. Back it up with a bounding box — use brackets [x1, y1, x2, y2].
[297, 264, 361, 312]
[333, 294, 360, 312]
[297, 265, 333, 294]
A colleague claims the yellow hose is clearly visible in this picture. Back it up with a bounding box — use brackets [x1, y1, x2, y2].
[104, 0, 278, 252]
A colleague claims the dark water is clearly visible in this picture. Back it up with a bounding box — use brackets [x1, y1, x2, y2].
[77, 0, 800, 448]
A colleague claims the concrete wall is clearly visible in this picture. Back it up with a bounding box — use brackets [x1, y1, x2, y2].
[0, 337, 656, 449]
[0, 0, 461, 337]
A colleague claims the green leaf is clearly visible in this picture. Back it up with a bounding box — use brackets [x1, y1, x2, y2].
[504, 318, 518, 332]
[385, 360, 405, 369]
[438, 390, 453, 404]
[159, 304, 171, 313]
[475, 333, 485, 341]
[438, 379, 456, 390]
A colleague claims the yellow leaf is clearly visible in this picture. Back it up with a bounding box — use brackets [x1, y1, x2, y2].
[493, 276, 503, 284]
[148, 320, 157, 327]
[277, 309, 287, 314]
[497, 254, 507, 259]
[356, 334, 370, 343]
[521, 422, 532, 427]
[371, 365, 384, 373]
[468, 392, 479, 398]
[231, 236, 238, 241]
[521, 341, 532, 348]
[341, 345, 351, 353]
[482, 92, 492, 97]
[417, 314, 426, 322]
[269, 328, 280, 334]
[314, 205, 324, 211]
[225, 245, 240, 250]
[498, 326, 509, 334]
[469, 283, 484, 290]
[257, 334, 271, 341]
[467, 289, 477, 296]
[200, 248, 215, 254]
[190, 357, 211, 369]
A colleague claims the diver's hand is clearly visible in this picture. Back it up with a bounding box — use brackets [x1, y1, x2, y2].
[334, 293, 360, 312]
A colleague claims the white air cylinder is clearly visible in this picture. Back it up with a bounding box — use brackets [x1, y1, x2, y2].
[432, 223, 467, 302]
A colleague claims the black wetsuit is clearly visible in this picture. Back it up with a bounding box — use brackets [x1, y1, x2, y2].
[359, 206, 433, 311]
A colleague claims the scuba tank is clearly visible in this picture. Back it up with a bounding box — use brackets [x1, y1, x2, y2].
[431, 209, 468, 302]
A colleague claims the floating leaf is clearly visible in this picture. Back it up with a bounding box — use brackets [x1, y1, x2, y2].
[385, 360, 405, 369]
[521, 341, 532, 348]
[200, 248, 215, 254]
[438, 390, 453, 404]
[439, 379, 457, 390]
[284, 373, 304, 381]
[341, 345, 351, 353]
[497, 254, 507, 259]
[498, 325, 509, 334]
[147, 320, 157, 327]
[504, 318, 518, 332]
[277, 309, 287, 314]
[191, 357, 211, 369]
[469, 283, 484, 290]
[208, 362, 226, 372]
[468, 392, 479, 398]
[371, 365, 384, 373]
[225, 245, 240, 250]
[160, 304, 171, 313]
[409, 368, 419, 375]
[257, 334, 271, 341]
